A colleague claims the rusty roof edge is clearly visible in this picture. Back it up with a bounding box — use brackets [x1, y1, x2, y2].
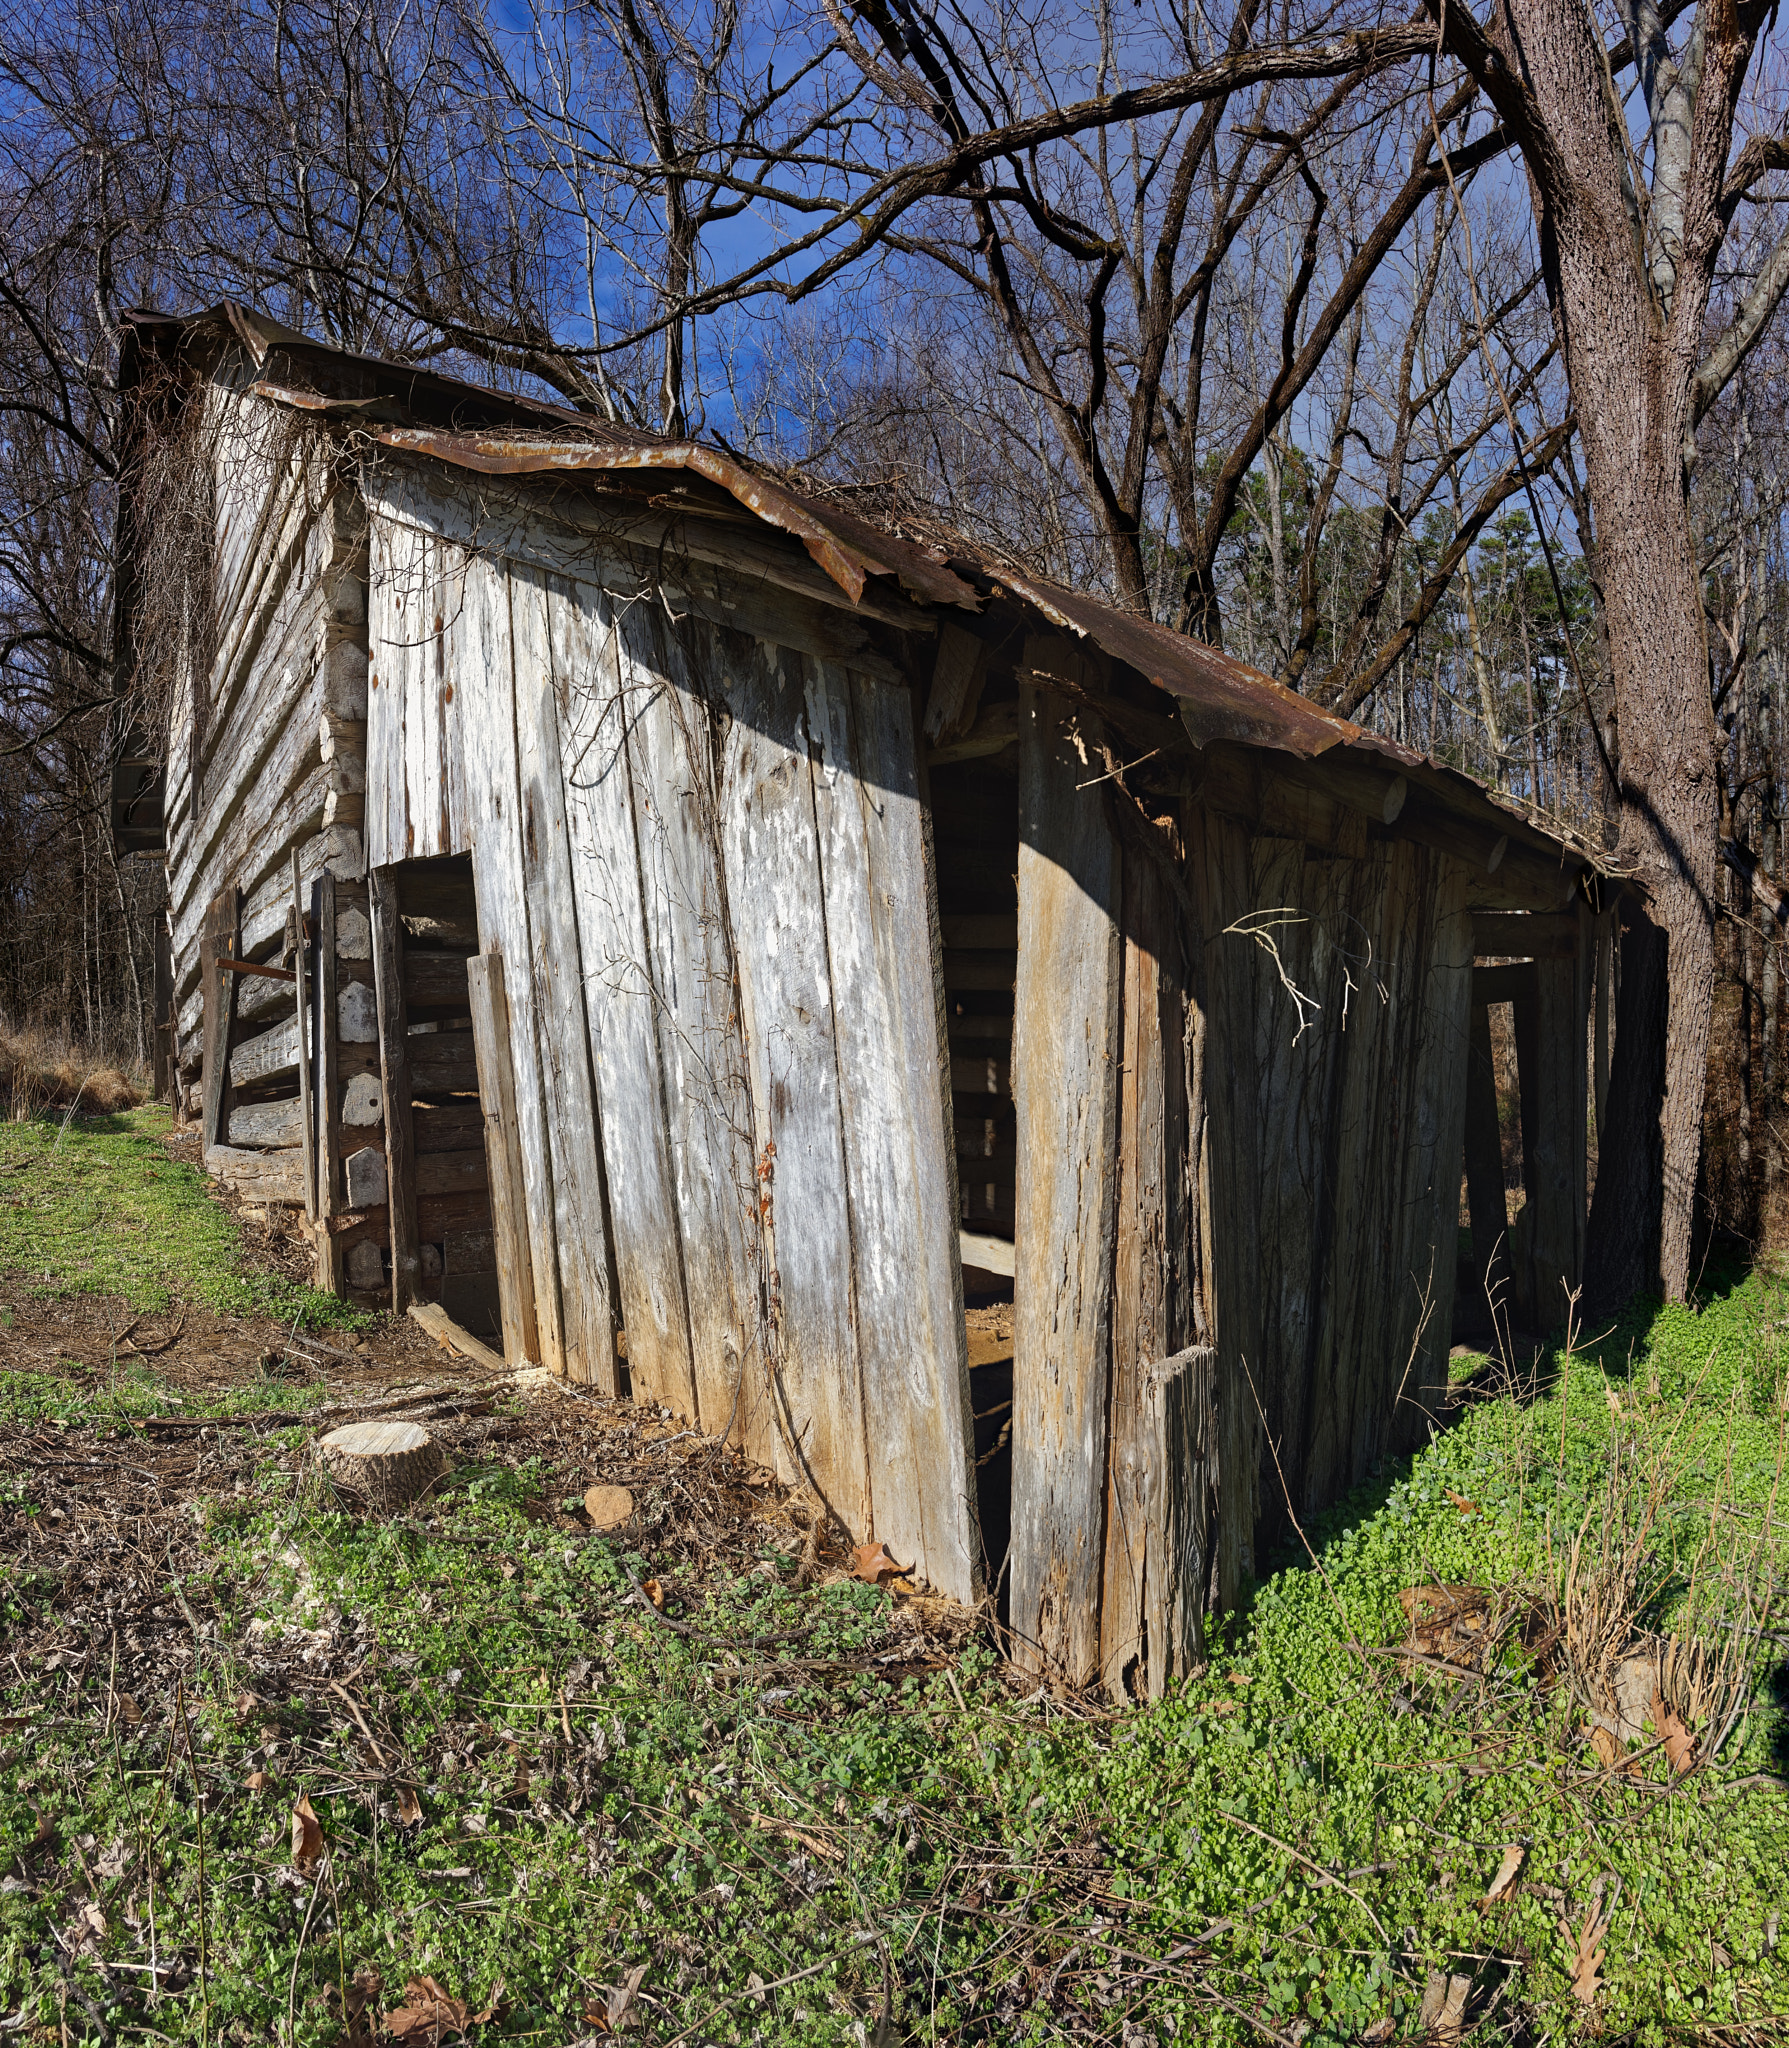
[987, 562, 1605, 874]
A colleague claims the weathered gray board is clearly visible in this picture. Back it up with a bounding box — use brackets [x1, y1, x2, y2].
[1190, 808, 1474, 1585]
[467, 952, 541, 1366]
[361, 490, 980, 1599]
[1009, 684, 1123, 1684]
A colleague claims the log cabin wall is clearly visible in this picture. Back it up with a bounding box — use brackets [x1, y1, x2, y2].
[359, 465, 984, 1602]
[166, 352, 369, 1086]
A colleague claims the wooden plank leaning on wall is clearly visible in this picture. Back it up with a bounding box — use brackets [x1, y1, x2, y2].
[314, 873, 344, 1292]
[199, 887, 241, 1150]
[1010, 656, 1124, 1688]
[369, 866, 420, 1309]
[807, 655, 980, 1607]
[466, 953, 541, 1367]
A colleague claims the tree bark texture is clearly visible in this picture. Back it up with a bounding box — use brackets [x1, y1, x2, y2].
[1434, 0, 1731, 1298]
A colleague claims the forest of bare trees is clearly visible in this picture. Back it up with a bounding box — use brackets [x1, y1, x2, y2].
[5, 0, 1789, 1294]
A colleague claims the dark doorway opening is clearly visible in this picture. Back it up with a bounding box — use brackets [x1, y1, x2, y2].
[929, 722, 1020, 1611]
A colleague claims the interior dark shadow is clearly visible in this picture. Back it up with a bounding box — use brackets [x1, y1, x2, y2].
[929, 710, 1020, 1618]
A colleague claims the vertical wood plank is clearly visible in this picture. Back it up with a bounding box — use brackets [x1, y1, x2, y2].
[1527, 903, 1593, 1330]
[291, 852, 317, 1223]
[510, 565, 619, 1392]
[370, 864, 419, 1309]
[1594, 903, 1615, 1144]
[718, 635, 872, 1535]
[1100, 851, 1204, 1699]
[619, 609, 765, 1455]
[314, 872, 344, 1293]
[459, 552, 568, 1374]
[1010, 682, 1123, 1685]
[1148, 1342, 1217, 1691]
[199, 886, 240, 1151]
[153, 917, 174, 1103]
[1187, 805, 1263, 1612]
[807, 658, 980, 1602]
[467, 952, 541, 1364]
[1463, 1000, 1512, 1313]
[550, 579, 699, 1418]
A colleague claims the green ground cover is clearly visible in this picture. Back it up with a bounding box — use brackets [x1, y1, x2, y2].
[1, 1113, 1786, 2043]
[0, 1108, 361, 1329]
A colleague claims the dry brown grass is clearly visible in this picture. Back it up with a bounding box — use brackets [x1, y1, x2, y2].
[1, 1019, 142, 1120]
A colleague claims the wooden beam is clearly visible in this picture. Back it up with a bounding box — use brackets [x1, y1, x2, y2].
[199, 886, 240, 1151]
[314, 873, 344, 1294]
[1471, 911, 1579, 959]
[1472, 961, 1540, 1008]
[153, 916, 173, 1103]
[1462, 1004, 1512, 1314]
[371, 865, 421, 1310]
[466, 952, 541, 1366]
[1522, 902, 1593, 1333]
[1593, 905, 1615, 1140]
[291, 853, 317, 1222]
[408, 1299, 507, 1376]
[1101, 852, 1203, 1703]
[1010, 674, 1123, 1688]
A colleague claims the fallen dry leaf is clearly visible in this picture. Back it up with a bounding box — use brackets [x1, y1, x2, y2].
[1416, 1968, 1470, 2042]
[850, 1542, 908, 1587]
[115, 1693, 142, 1725]
[640, 1577, 665, 1611]
[335, 1965, 383, 2047]
[605, 1963, 649, 2032]
[1562, 1901, 1609, 2006]
[1225, 1670, 1252, 1686]
[1483, 1843, 1526, 1903]
[1360, 2020, 1395, 2045]
[385, 1976, 479, 2043]
[583, 1484, 634, 1530]
[395, 1783, 424, 1827]
[232, 1690, 260, 1720]
[1652, 1690, 1697, 1776]
[1444, 1488, 1477, 1514]
[290, 1793, 323, 1873]
[244, 1769, 271, 1793]
[1588, 1723, 1622, 1771]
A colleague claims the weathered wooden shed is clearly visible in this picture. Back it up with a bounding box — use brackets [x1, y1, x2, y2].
[120, 303, 1608, 1693]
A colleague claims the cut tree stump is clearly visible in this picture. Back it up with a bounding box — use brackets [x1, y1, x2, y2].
[317, 1421, 446, 1508]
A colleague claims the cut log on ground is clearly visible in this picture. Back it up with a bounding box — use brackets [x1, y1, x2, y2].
[316, 1420, 446, 1508]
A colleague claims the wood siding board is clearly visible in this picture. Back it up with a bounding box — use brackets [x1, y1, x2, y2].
[371, 865, 421, 1309]
[460, 552, 568, 1374]
[807, 657, 980, 1601]
[717, 635, 872, 1531]
[549, 576, 699, 1416]
[619, 608, 765, 1456]
[466, 952, 542, 1364]
[1101, 850, 1203, 1700]
[510, 564, 619, 1392]
[1010, 684, 1123, 1685]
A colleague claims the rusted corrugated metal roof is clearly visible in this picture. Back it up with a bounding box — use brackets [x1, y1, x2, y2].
[122, 303, 1605, 880]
